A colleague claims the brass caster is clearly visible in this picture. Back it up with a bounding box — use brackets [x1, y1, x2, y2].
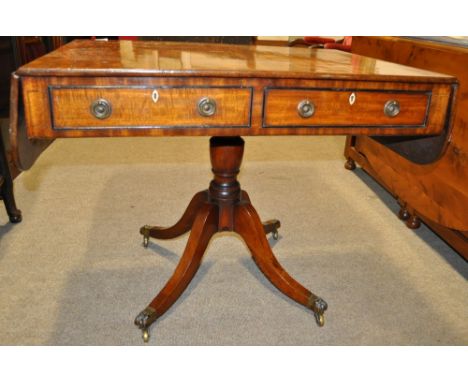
[141, 225, 151, 248]
[314, 312, 325, 327]
[310, 297, 328, 328]
[142, 329, 150, 343]
[135, 307, 156, 343]
[272, 229, 279, 240]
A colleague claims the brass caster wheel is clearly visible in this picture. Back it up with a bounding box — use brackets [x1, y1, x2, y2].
[135, 306, 156, 342]
[310, 297, 328, 328]
[141, 225, 151, 248]
[142, 329, 149, 343]
[314, 312, 325, 327]
[272, 229, 279, 240]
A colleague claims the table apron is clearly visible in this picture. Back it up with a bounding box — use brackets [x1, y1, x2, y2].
[20, 76, 454, 138]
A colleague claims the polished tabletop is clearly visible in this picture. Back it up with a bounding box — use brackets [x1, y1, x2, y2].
[17, 39, 454, 82]
[16, 40, 456, 140]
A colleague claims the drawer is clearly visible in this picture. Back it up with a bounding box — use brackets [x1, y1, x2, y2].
[263, 88, 430, 127]
[49, 86, 252, 129]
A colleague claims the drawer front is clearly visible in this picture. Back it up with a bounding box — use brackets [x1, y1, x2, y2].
[50, 86, 252, 129]
[263, 89, 430, 127]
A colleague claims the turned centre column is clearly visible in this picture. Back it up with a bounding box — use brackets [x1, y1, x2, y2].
[208, 136, 245, 231]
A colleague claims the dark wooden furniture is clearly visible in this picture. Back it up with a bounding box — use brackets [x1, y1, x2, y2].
[0, 37, 66, 223]
[0, 38, 17, 117]
[1, 37, 66, 117]
[0, 122, 21, 222]
[13, 40, 456, 342]
[345, 36, 468, 259]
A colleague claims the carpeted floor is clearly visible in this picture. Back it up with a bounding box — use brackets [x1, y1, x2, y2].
[0, 135, 467, 345]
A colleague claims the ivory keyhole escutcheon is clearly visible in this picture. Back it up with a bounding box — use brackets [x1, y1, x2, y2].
[151, 90, 159, 103]
[349, 92, 356, 105]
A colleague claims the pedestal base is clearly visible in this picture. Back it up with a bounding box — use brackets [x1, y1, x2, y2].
[135, 137, 327, 342]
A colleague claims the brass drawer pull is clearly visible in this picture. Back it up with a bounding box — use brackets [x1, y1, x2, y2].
[297, 99, 315, 118]
[384, 100, 400, 117]
[197, 97, 217, 117]
[90, 98, 112, 119]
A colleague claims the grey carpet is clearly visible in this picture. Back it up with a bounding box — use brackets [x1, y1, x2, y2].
[0, 136, 467, 345]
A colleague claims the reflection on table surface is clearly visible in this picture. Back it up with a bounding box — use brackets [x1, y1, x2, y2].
[19, 39, 452, 80]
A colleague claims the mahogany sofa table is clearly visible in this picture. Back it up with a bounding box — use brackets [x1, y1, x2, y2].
[14, 40, 455, 342]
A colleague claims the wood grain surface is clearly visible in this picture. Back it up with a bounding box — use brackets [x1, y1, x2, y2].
[263, 88, 430, 127]
[21, 75, 453, 138]
[16, 39, 455, 82]
[50, 86, 252, 129]
[346, 36, 468, 257]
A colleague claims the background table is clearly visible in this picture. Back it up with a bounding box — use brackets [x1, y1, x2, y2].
[345, 36, 468, 259]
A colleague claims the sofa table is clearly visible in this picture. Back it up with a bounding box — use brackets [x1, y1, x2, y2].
[13, 40, 456, 342]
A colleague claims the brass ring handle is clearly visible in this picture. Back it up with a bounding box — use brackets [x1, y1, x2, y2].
[197, 97, 217, 117]
[90, 98, 112, 119]
[297, 100, 315, 118]
[384, 100, 400, 118]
